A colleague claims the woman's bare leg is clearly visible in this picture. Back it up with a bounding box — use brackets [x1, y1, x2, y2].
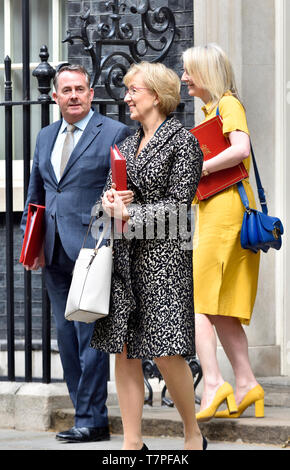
[212, 316, 258, 404]
[195, 313, 224, 410]
[115, 345, 145, 450]
[154, 355, 203, 450]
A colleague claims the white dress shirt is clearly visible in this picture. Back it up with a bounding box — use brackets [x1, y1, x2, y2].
[50, 109, 94, 181]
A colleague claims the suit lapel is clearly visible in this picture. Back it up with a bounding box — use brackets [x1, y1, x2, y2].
[45, 120, 62, 185]
[60, 112, 103, 180]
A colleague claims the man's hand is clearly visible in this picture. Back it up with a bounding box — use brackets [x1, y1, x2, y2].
[23, 245, 45, 271]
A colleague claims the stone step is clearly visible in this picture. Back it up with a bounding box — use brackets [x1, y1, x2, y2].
[2, 376, 290, 447]
[258, 376, 290, 407]
[50, 376, 290, 446]
[50, 405, 290, 447]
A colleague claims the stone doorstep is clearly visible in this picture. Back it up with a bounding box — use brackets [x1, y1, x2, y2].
[1, 379, 290, 446]
[50, 375, 290, 446]
[0, 382, 73, 432]
[50, 405, 290, 447]
[258, 377, 290, 407]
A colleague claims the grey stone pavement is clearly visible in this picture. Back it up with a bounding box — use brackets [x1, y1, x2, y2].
[0, 429, 288, 451]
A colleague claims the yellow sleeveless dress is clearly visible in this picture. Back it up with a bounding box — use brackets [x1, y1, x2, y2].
[193, 94, 260, 325]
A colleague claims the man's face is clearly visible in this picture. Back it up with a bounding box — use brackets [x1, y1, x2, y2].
[52, 71, 94, 124]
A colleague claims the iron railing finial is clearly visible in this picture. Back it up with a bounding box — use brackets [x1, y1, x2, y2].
[32, 46, 56, 102]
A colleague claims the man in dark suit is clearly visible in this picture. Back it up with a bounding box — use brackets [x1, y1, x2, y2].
[21, 64, 131, 443]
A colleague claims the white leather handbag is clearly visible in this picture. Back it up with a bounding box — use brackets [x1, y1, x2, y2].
[65, 221, 112, 323]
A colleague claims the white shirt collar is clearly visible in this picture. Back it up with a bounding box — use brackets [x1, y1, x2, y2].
[60, 108, 94, 133]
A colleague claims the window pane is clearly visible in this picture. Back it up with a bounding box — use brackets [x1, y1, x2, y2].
[30, 0, 52, 62]
[0, 1, 4, 61]
[0, 0, 65, 161]
[11, 0, 52, 63]
[11, 0, 22, 63]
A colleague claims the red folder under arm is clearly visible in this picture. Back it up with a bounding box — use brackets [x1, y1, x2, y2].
[19, 203, 45, 267]
[190, 115, 248, 200]
[110, 145, 127, 233]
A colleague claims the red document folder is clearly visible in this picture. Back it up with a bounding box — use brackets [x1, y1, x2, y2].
[19, 203, 45, 267]
[111, 145, 127, 191]
[190, 115, 248, 200]
[110, 145, 127, 233]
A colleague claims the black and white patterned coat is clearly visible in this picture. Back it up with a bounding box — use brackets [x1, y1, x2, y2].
[91, 116, 203, 359]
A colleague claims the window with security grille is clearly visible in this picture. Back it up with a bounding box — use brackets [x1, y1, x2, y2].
[0, 0, 68, 161]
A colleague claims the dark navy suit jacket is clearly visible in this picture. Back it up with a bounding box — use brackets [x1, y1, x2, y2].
[21, 111, 131, 264]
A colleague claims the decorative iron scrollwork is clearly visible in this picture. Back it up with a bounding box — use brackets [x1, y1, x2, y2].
[98, 1, 131, 40]
[142, 357, 202, 407]
[62, 1, 177, 100]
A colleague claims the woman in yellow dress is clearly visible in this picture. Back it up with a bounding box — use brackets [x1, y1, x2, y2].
[182, 44, 264, 421]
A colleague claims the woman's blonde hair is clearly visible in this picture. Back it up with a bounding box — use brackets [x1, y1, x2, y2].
[123, 61, 181, 116]
[183, 43, 241, 112]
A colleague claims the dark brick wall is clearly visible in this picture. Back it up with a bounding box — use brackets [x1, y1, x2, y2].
[66, 0, 195, 129]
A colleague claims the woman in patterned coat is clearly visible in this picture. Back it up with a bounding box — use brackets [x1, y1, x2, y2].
[91, 62, 204, 450]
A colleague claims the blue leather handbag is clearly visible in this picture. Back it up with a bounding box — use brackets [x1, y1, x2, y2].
[237, 146, 284, 253]
[216, 106, 284, 254]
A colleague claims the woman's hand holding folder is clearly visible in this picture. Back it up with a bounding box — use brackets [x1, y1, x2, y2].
[111, 183, 134, 206]
[102, 183, 133, 221]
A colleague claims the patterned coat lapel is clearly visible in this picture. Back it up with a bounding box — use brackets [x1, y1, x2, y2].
[124, 117, 183, 188]
[123, 127, 142, 188]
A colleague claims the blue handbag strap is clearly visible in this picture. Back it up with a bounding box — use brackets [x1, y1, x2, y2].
[216, 106, 268, 215]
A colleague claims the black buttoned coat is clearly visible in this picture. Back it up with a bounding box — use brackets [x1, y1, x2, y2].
[91, 116, 203, 359]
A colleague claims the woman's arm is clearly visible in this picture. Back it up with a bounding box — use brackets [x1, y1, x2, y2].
[202, 130, 250, 177]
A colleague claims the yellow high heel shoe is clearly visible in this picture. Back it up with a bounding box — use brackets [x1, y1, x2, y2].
[214, 384, 265, 419]
[196, 382, 238, 422]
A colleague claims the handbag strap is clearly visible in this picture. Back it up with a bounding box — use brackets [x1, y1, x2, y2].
[82, 218, 112, 250]
[216, 105, 268, 215]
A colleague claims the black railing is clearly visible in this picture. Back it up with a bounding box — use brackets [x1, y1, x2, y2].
[4, 56, 14, 382]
